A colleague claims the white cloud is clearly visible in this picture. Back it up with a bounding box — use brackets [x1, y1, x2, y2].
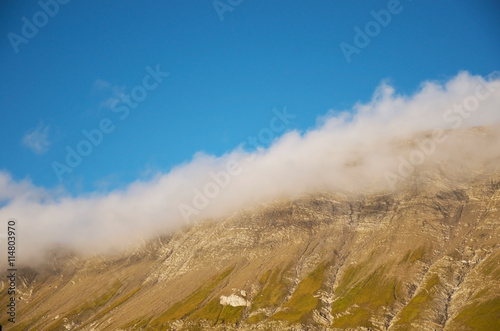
[21, 123, 51, 155]
[92, 78, 112, 92]
[3, 72, 500, 261]
[91, 78, 126, 110]
[84, 79, 127, 116]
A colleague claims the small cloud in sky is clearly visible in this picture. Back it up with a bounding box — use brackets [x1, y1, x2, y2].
[92, 78, 112, 92]
[100, 94, 124, 110]
[22, 123, 51, 155]
[90, 78, 126, 111]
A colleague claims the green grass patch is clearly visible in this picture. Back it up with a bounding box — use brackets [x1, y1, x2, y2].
[330, 307, 372, 329]
[150, 267, 233, 327]
[400, 246, 426, 264]
[47, 281, 123, 330]
[480, 252, 500, 280]
[451, 297, 500, 331]
[188, 297, 223, 322]
[80, 285, 142, 328]
[247, 312, 267, 324]
[250, 266, 293, 313]
[335, 263, 369, 294]
[272, 263, 327, 324]
[218, 305, 245, 324]
[394, 274, 440, 326]
[259, 269, 272, 284]
[187, 296, 244, 324]
[331, 264, 398, 328]
[471, 288, 489, 301]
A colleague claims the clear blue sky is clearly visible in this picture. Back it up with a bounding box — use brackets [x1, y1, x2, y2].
[1, 0, 499, 193]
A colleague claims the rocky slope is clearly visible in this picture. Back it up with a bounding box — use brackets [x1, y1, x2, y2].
[1, 171, 500, 330]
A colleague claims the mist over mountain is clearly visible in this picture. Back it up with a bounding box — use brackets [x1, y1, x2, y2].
[1, 72, 500, 261]
[1, 162, 499, 330]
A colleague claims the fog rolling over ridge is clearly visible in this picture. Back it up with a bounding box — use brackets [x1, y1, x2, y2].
[1, 71, 500, 261]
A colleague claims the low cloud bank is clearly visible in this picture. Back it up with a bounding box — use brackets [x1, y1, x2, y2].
[1, 72, 500, 260]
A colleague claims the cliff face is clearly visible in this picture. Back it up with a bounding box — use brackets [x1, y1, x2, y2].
[2, 173, 500, 330]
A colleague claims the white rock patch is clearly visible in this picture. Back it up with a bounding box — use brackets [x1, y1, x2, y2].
[220, 294, 248, 307]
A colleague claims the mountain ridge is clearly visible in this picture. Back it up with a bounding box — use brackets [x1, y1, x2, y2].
[2, 167, 500, 330]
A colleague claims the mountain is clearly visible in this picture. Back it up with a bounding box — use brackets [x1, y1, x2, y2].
[2, 129, 500, 331]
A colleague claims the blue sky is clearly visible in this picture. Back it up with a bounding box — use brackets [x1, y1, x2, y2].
[1, 0, 499, 194]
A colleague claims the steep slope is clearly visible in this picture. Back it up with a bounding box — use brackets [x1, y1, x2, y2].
[1, 173, 500, 330]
